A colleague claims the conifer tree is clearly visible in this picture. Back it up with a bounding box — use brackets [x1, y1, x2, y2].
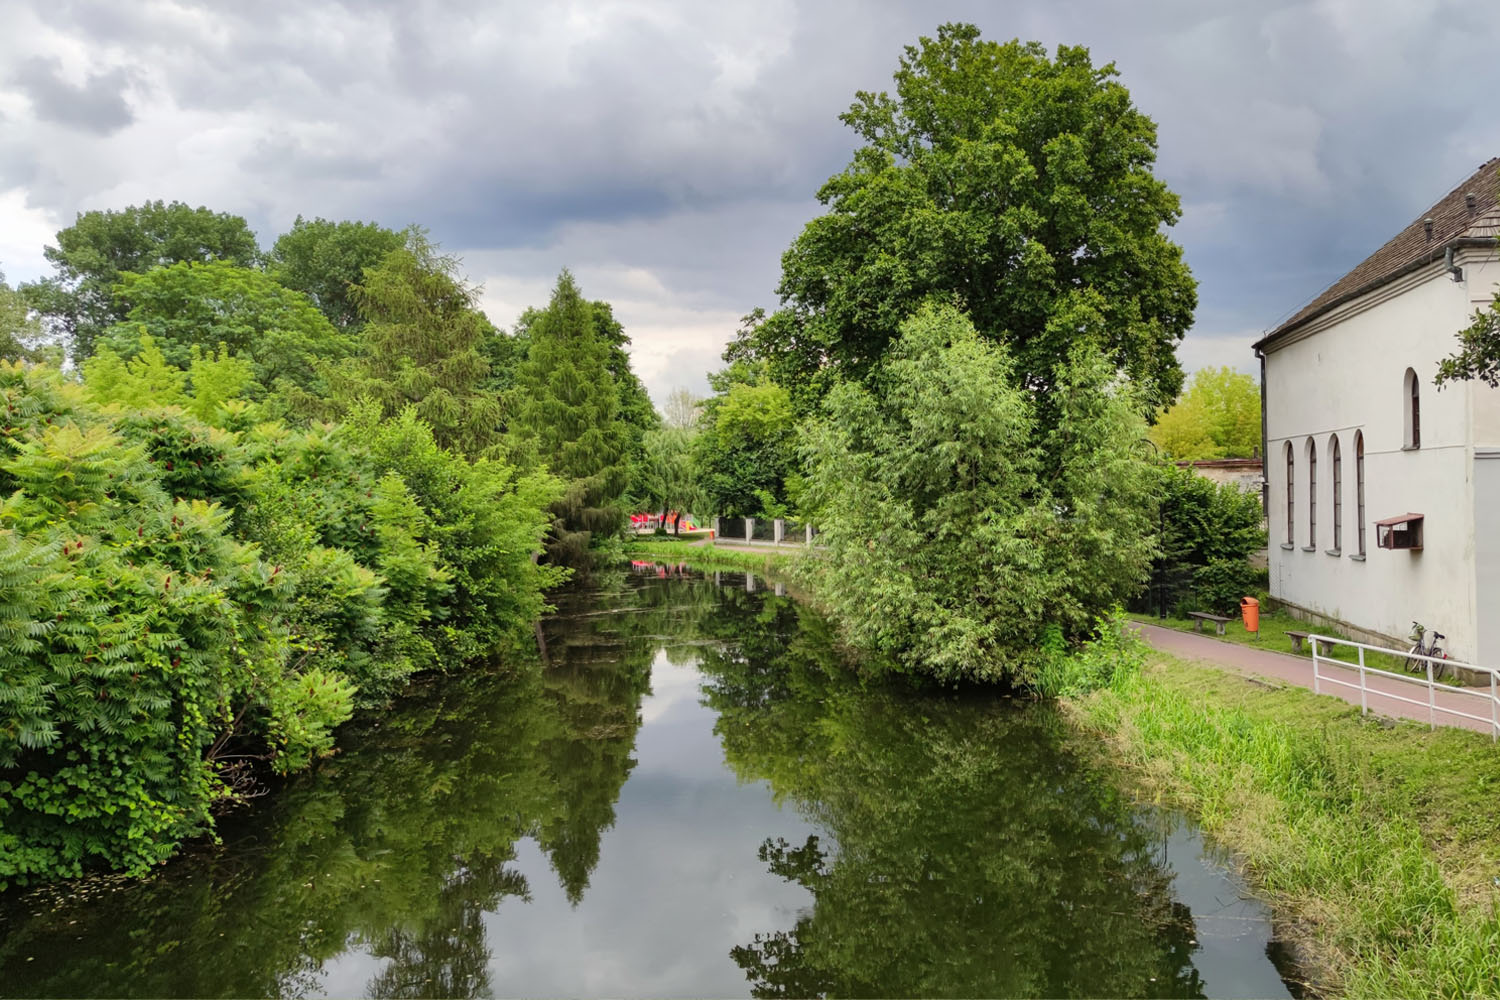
[326, 231, 502, 456]
[509, 270, 630, 568]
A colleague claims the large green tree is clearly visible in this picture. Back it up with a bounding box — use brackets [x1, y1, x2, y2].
[695, 369, 800, 519]
[324, 233, 503, 456]
[732, 24, 1196, 413]
[800, 304, 1155, 682]
[508, 271, 631, 568]
[267, 216, 405, 330]
[1148, 366, 1261, 460]
[512, 296, 659, 499]
[22, 201, 261, 360]
[95, 261, 358, 393]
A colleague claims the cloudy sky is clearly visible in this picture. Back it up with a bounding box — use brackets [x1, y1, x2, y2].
[2, 0, 1498, 403]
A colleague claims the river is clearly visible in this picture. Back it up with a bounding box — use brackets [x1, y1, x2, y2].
[0, 566, 1298, 998]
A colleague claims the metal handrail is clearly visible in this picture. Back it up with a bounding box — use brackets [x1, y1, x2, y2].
[1309, 633, 1500, 740]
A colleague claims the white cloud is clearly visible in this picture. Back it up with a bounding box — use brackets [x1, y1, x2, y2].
[1, 0, 1498, 391]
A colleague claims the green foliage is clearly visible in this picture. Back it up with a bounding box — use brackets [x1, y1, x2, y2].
[0, 376, 285, 883]
[1149, 366, 1261, 460]
[1150, 464, 1265, 615]
[508, 270, 632, 568]
[98, 261, 357, 395]
[732, 24, 1195, 413]
[1189, 558, 1260, 617]
[353, 404, 566, 659]
[1, 271, 49, 363]
[0, 358, 561, 886]
[800, 304, 1156, 683]
[1030, 608, 1147, 698]
[20, 201, 261, 360]
[81, 334, 187, 409]
[323, 232, 503, 456]
[266, 216, 405, 330]
[264, 667, 357, 775]
[591, 299, 661, 497]
[695, 377, 799, 518]
[638, 425, 701, 528]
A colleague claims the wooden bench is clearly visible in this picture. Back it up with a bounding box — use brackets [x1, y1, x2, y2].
[1285, 630, 1332, 655]
[1188, 611, 1231, 636]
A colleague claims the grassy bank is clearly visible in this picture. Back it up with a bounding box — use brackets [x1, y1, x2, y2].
[623, 537, 802, 576]
[1067, 652, 1500, 998]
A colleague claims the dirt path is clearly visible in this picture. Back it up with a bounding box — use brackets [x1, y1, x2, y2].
[1136, 622, 1498, 737]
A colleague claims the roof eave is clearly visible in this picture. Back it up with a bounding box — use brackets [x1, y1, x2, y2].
[1253, 235, 1498, 353]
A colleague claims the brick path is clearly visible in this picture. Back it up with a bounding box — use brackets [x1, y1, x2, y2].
[1135, 622, 1499, 737]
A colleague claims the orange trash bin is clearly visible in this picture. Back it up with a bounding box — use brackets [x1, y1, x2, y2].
[1240, 596, 1260, 633]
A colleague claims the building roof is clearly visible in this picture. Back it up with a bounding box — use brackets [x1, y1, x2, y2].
[1255, 158, 1500, 350]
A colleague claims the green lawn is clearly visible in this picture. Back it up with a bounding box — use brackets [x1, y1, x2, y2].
[1139, 608, 1415, 675]
[623, 538, 801, 576]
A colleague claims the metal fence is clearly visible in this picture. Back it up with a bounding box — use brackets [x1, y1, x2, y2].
[716, 517, 749, 541]
[1310, 634, 1500, 740]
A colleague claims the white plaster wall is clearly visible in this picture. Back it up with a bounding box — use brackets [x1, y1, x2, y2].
[1465, 254, 1500, 448]
[1474, 455, 1500, 666]
[1264, 263, 1484, 660]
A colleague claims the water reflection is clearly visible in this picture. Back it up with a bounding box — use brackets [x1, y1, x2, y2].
[0, 568, 1292, 998]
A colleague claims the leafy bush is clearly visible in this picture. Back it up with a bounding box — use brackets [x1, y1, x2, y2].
[1149, 465, 1265, 615]
[0, 362, 560, 886]
[1029, 608, 1147, 698]
[800, 305, 1157, 683]
[1187, 558, 1261, 617]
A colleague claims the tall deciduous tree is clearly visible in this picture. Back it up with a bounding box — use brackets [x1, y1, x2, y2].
[695, 370, 799, 518]
[327, 232, 503, 456]
[267, 216, 405, 330]
[1148, 366, 1261, 460]
[509, 270, 631, 568]
[96, 261, 358, 393]
[732, 24, 1196, 413]
[21, 201, 261, 360]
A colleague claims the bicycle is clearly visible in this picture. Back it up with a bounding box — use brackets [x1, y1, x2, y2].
[1406, 621, 1447, 675]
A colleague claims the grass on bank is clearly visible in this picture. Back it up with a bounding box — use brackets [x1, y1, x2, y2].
[623, 536, 802, 576]
[1067, 652, 1500, 999]
[1140, 608, 1414, 675]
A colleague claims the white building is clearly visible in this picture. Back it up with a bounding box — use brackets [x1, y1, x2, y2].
[1254, 158, 1500, 663]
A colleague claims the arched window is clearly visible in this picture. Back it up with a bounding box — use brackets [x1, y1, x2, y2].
[1306, 438, 1317, 549]
[1330, 435, 1342, 553]
[1355, 431, 1366, 557]
[1404, 368, 1421, 449]
[1285, 442, 1295, 545]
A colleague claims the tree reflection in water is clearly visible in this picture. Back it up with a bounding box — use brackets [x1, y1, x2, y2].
[697, 587, 1208, 999]
[0, 573, 662, 999]
[0, 570, 1220, 999]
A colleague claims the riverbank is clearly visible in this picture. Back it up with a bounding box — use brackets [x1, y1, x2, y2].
[1066, 651, 1500, 998]
[624, 537, 800, 576]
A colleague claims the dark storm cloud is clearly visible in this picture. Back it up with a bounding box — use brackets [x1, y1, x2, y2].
[2, 0, 1499, 393]
[10, 57, 133, 134]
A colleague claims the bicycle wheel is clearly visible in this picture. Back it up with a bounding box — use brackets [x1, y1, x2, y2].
[1404, 643, 1426, 674]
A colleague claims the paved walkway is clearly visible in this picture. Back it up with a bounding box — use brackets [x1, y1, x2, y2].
[1136, 622, 1498, 737]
